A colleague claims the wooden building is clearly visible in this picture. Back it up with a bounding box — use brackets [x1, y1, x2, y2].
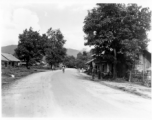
[86, 50, 151, 81]
[134, 50, 151, 73]
[1, 53, 20, 67]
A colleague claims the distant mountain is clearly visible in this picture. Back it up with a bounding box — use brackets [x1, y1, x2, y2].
[1, 45, 80, 57]
[1, 45, 17, 54]
[66, 48, 80, 58]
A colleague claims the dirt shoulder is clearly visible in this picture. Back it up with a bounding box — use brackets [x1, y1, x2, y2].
[100, 80, 151, 99]
[80, 72, 151, 99]
[1, 67, 50, 85]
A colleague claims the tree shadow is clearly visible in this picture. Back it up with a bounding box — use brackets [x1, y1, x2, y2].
[73, 73, 102, 83]
[74, 72, 128, 84]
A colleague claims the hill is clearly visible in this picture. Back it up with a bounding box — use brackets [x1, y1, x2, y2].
[1, 45, 17, 54]
[1, 45, 80, 57]
[66, 48, 79, 58]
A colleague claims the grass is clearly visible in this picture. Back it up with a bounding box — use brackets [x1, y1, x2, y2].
[1, 66, 51, 84]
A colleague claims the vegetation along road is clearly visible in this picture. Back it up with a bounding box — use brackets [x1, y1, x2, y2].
[2, 69, 152, 119]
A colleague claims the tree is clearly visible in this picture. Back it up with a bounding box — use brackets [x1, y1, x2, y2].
[39, 34, 49, 55]
[83, 4, 151, 79]
[76, 51, 91, 69]
[15, 27, 44, 69]
[64, 55, 76, 68]
[45, 28, 67, 69]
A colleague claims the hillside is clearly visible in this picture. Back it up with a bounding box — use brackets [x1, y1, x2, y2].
[1, 45, 80, 57]
[66, 48, 79, 58]
[1, 45, 17, 54]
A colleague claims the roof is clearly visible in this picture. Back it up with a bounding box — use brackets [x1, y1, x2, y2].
[91, 51, 105, 57]
[1, 55, 9, 61]
[1, 53, 20, 62]
[86, 59, 95, 64]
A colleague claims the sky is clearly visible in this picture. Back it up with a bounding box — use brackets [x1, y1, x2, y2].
[0, 0, 152, 52]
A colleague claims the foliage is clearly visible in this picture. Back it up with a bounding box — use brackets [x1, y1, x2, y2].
[83, 3, 151, 78]
[63, 51, 91, 69]
[76, 51, 91, 68]
[15, 27, 44, 69]
[64, 55, 76, 68]
[45, 28, 67, 68]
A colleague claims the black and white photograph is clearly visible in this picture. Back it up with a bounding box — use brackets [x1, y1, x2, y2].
[0, 0, 152, 119]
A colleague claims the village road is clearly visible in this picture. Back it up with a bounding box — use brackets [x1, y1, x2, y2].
[2, 68, 152, 119]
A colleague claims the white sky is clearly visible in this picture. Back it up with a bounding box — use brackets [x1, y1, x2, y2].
[0, 0, 152, 51]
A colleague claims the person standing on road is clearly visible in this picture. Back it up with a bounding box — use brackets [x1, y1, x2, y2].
[62, 66, 65, 73]
[92, 67, 95, 80]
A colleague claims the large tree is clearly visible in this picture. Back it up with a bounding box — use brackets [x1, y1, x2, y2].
[83, 4, 151, 79]
[76, 51, 91, 69]
[45, 28, 67, 69]
[15, 27, 44, 69]
[64, 55, 76, 68]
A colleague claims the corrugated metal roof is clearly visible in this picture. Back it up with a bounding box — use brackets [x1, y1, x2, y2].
[1, 53, 20, 62]
[86, 59, 95, 64]
[1, 55, 9, 61]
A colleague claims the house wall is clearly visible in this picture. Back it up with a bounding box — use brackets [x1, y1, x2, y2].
[133, 53, 151, 87]
[144, 55, 151, 71]
[2, 61, 7, 67]
[1, 61, 19, 67]
[99, 63, 112, 73]
[135, 53, 151, 72]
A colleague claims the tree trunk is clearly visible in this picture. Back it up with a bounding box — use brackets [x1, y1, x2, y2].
[26, 56, 30, 69]
[113, 48, 117, 79]
[129, 70, 132, 82]
[26, 61, 30, 69]
[50, 64, 52, 70]
[97, 65, 101, 79]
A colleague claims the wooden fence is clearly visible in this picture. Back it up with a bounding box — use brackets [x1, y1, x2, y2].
[131, 70, 151, 87]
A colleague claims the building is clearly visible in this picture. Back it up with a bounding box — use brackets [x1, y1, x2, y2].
[133, 50, 151, 86]
[1, 53, 20, 67]
[86, 57, 113, 78]
[86, 50, 151, 80]
[135, 50, 151, 73]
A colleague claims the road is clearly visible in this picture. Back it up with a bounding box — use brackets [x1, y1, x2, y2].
[2, 68, 152, 119]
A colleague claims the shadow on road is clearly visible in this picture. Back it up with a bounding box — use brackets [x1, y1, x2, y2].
[73, 72, 151, 99]
[75, 72, 128, 83]
[73, 72, 101, 83]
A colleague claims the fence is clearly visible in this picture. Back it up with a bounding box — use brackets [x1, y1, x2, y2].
[131, 70, 151, 87]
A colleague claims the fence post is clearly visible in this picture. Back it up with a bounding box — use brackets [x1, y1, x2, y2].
[142, 54, 145, 85]
[142, 70, 144, 85]
[129, 70, 131, 82]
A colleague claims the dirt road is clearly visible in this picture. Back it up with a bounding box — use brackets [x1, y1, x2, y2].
[2, 68, 152, 119]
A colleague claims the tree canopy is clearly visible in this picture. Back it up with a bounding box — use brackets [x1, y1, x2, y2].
[83, 3, 151, 78]
[64, 55, 76, 68]
[62, 50, 91, 69]
[76, 51, 91, 69]
[15, 27, 44, 69]
[15, 27, 67, 69]
[45, 28, 67, 68]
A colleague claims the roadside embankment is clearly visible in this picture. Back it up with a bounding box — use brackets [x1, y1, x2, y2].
[1, 67, 51, 85]
[79, 72, 151, 99]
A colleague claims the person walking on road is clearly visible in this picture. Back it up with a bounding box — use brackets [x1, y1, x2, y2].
[62, 66, 65, 73]
[92, 67, 95, 80]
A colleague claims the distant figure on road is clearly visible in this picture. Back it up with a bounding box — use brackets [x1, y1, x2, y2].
[62, 66, 65, 73]
[92, 67, 96, 80]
